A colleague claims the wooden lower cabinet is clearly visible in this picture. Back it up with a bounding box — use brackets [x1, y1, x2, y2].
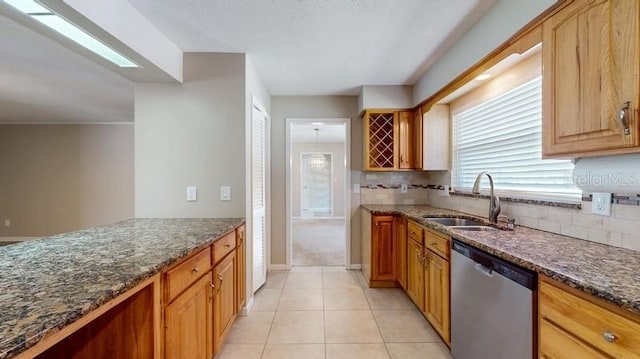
[236, 225, 246, 313]
[424, 250, 450, 345]
[407, 238, 425, 311]
[164, 274, 213, 359]
[539, 277, 640, 358]
[395, 216, 407, 290]
[371, 215, 396, 282]
[213, 250, 237, 353]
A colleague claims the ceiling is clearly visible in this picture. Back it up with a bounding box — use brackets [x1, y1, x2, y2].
[0, 14, 134, 123]
[291, 124, 346, 144]
[0, 0, 497, 123]
[128, 0, 497, 95]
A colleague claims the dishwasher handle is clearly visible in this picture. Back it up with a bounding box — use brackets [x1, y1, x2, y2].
[473, 262, 493, 277]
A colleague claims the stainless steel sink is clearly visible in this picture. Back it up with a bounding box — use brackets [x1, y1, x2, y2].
[423, 217, 485, 227]
[451, 226, 499, 232]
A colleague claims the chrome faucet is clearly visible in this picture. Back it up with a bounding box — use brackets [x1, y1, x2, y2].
[472, 171, 501, 223]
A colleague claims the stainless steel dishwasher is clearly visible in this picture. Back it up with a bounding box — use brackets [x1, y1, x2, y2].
[451, 239, 536, 359]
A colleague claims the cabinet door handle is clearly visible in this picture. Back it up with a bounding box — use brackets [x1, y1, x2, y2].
[209, 282, 216, 289]
[603, 330, 617, 343]
[218, 273, 224, 282]
[619, 101, 631, 135]
[192, 267, 199, 273]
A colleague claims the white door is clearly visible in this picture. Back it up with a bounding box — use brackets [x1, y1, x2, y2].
[251, 105, 267, 292]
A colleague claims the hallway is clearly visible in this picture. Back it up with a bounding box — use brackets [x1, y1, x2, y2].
[292, 219, 345, 266]
[215, 267, 452, 359]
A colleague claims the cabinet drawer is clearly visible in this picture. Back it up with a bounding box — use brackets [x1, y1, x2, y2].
[213, 231, 236, 264]
[165, 247, 211, 301]
[424, 228, 449, 259]
[539, 280, 640, 357]
[407, 221, 423, 245]
[540, 317, 611, 359]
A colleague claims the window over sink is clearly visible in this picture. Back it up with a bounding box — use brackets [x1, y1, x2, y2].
[447, 46, 581, 201]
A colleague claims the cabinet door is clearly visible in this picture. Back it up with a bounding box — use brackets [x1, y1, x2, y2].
[542, 0, 640, 157]
[424, 251, 450, 345]
[213, 251, 237, 354]
[165, 274, 213, 359]
[371, 215, 396, 281]
[364, 111, 398, 170]
[406, 239, 424, 311]
[236, 226, 246, 313]
[398, 110, 423, 169]
[395, 216, 408, 290]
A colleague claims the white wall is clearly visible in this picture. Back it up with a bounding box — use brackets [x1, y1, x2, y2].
[358, 85, 414, 113]
[270, 96, 361, 266]
[292, 142, 346, 218]
[0, 124, 134, 237]
[135, 53, 246, 217]
[413, 0, 556, 105]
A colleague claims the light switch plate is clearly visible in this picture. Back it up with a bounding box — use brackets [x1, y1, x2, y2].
[591, 192, 611, 216]
[186, 186, 197, 202]
[220, 186, 231, 201]
[353, 184, 360, 193]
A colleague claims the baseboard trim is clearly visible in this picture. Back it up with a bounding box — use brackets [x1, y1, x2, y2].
[348, 264, 362, 270]
[269, 264, 291, 271]
[240, 296, 254, 316]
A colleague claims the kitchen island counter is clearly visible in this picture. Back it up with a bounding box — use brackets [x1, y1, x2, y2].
[0, 217, 244, 358]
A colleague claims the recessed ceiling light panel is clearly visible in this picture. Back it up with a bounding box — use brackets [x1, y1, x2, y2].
[475, 73, 491, 81]
[3, 0, 139, 68]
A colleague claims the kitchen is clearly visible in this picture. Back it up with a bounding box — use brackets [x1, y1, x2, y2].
[3, 1, 638, 357]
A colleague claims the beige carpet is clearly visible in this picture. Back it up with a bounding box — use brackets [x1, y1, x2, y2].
[292, 218, 346, 266]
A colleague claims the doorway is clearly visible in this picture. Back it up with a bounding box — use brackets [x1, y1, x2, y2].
[286, 119, 350, 268]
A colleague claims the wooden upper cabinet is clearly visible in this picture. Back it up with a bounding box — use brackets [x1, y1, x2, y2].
[363, 109, 422, 170]
[542, 0, 640, 157]
[364, 110, 398, 170]
[398, 110, 423, 169]
[422, 105, 450, 170]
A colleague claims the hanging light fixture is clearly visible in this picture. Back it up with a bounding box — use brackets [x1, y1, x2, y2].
[308, 128, 326, 170]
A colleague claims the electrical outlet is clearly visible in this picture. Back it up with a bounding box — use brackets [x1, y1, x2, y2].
[353, 184, 360, 193]
[400, 184, 408, 193]
[186, 186, 197, 202]
[4, 219, 10, 227]
[591, 192, 611, 216]
[365, 174, 377, 180]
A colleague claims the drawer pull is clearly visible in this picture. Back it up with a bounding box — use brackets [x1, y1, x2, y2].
[431, 242, 437, 247]
[225, 243, 232, 248]
[192, 267, 199, 273]
[603, 330, 617, 343]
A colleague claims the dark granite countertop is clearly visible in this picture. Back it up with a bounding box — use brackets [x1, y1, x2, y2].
[362, 204, 640, 316]
[0, 218, 244, 359]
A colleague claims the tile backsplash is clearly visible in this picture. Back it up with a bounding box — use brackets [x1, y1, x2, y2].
[428, 189, 640, 251]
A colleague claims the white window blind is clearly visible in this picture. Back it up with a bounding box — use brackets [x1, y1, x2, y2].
[452, 76, 580, 199]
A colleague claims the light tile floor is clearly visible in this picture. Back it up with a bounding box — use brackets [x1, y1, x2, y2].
[215, 266, 452, 359]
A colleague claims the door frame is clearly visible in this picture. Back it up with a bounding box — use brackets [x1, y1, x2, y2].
[285, 118, 351, 269]
[299, 151, 334, 218]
